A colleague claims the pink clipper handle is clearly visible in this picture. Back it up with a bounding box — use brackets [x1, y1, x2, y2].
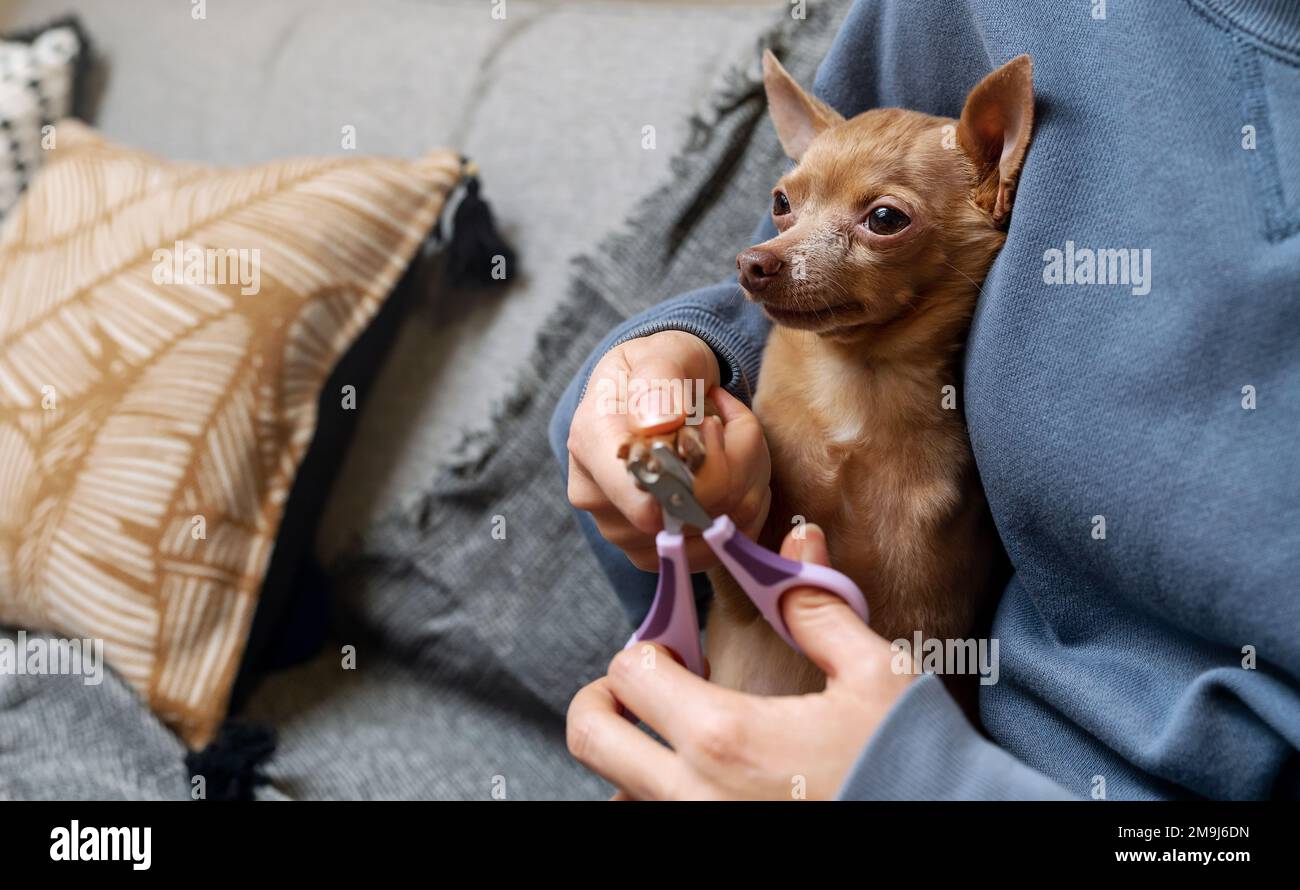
[703, 516, 869, 653]
[626, 530, 706, 676]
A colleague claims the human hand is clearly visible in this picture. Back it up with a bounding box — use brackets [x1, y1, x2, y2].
[565, 330, 771, 572]
[566, 524, 913, 800]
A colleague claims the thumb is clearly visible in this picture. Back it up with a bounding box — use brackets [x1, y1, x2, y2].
[624, 332, 719, 435]
[777, 524, 877, 680]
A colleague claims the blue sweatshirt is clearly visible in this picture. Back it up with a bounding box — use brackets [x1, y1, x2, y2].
[550, 0, 1300, 799]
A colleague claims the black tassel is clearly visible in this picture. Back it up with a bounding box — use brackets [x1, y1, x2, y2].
[185, 720, 276, 801]
[444, 158, 516, 288]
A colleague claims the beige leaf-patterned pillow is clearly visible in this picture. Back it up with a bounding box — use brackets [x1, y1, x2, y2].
[0, 120, 461, 747]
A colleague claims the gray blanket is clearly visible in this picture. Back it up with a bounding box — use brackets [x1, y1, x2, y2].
[0, 0, 848, 800]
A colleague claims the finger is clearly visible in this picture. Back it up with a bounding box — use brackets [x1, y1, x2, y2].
[623, 546, 660, 573]
[566, 457, 612, 513]
[777, 524, 878, 680]
[593, 516, 719, 571]
[732, 480, 771, 538]
[623, 333, 720, 434]
[582, 432, 664, 535]
[567, 678, 688, 801]
[780, 521, 829, 563]
[624, 357, 698, 436]
[680, 534, 722, 572]
[589, 504, 689, 547]
[709, 385, 750, 425]
[711, 389, 771, 520]
[606, 643, 736, 748]
[589, 511, 656, 549]
[691, 415, 730, 509]
[623, 541, 720, 573]
[714, 388, 769, 488]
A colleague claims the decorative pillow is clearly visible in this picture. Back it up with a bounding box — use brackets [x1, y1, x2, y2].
[0, 17, 89, 219]
[0, 120, 463, 747]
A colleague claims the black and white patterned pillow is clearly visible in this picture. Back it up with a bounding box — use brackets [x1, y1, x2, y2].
[0, 18, 89, 219]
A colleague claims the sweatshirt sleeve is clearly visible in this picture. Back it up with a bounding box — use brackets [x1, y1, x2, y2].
[586, 282, 769, 405]
[836, 673, 1077, 801]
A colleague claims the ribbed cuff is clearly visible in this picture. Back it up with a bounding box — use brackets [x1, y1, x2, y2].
[1191, 0, 1300, 58]
[580, 301, 766, 407]
[836, 673, 1076, 801]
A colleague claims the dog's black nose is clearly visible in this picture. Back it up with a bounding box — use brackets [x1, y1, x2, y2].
[736, 248, 783, 293]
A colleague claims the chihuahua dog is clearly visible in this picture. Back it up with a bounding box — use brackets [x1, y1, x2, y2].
[702, 51, 1034, 696]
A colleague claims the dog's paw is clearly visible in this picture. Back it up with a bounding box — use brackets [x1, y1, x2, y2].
[675, 424, 707, 470]
[617, 426, 708, 476]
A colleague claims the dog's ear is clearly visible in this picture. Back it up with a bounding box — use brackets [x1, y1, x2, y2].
[957, 54, 1034, 225]
[763, 49, 843, 160]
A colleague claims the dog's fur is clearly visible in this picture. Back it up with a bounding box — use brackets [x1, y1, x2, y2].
[704, 52, 1034, 695]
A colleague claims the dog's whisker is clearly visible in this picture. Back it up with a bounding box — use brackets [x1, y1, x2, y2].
[941, 260, 986, 294]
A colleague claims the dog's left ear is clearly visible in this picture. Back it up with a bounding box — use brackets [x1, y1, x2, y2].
[957, 54, 1034, 225]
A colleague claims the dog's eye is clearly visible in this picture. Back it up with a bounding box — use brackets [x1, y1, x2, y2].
[867, 206, 910, 235]
[772, 191, 791, 216]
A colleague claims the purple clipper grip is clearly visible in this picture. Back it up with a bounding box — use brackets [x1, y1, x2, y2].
[626, 530, 706, 676]
[703, 516, 870, 652]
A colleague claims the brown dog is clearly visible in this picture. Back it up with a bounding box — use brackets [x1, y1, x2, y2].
[703, 51, 1034, 696]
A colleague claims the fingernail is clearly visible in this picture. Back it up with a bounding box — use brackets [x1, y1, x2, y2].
[635, 412, 680, 434]
[636, 410, 674, 426]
